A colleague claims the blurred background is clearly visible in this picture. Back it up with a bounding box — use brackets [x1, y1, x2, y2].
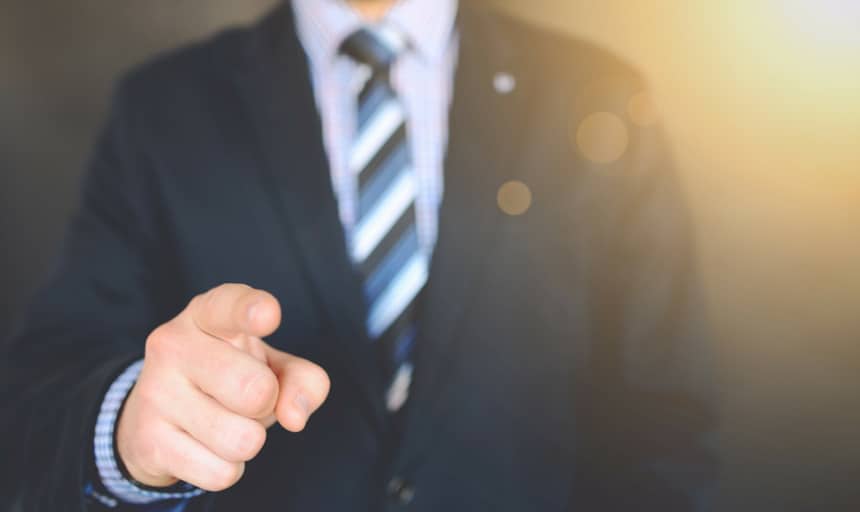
[1, 1, 858, 510]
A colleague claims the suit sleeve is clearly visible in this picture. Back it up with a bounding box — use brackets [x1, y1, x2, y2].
[575, 121, 720, 511]
[0, 81, 196, 511]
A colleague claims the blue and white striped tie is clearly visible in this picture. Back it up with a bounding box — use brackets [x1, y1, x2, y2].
[342, 28, 426, 412]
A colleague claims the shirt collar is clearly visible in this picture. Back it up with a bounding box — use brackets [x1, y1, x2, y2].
[291, 0, 457, 66]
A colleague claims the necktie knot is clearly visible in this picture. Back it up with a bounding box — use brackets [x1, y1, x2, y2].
[340, 27, 403, 70]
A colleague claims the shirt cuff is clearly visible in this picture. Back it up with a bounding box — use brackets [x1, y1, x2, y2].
[92, 359, 205, 505]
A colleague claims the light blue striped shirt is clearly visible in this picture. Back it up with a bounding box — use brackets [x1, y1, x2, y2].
[89, 0, 458, 508]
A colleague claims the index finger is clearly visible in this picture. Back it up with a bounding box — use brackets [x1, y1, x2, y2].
[189, 284, 281, 342]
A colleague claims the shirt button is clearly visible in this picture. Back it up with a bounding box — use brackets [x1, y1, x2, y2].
[387, 477, 416, 506]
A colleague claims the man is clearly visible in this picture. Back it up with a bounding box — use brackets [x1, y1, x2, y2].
[0, 0, 717, 510]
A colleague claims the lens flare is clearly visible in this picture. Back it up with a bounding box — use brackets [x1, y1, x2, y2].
[781, 0, 860, 48]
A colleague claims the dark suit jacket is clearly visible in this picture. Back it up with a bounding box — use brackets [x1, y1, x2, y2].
[0, 3, 717, 511]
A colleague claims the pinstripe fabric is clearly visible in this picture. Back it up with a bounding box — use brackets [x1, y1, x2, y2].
[89, 1, 457, 507]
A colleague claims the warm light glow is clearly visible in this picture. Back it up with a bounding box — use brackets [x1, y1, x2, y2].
[575, 112, 629, 164]
[493, 4, 860, 492]
[727, 0, 860, 109]
[497, 181, 532, 216]
[686, 0, 860, 179]
[781, 0, 860, 48]
[627, 91, 659, 127]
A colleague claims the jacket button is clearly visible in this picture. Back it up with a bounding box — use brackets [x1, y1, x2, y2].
[387, 477, 415, 505]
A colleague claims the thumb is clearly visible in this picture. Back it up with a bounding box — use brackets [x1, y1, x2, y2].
[263, 344, 331, 432]
[189, 284, 282, 342]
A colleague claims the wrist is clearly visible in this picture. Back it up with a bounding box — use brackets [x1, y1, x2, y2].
[115, 385, 180, 489]
[94, 359, 205, 504]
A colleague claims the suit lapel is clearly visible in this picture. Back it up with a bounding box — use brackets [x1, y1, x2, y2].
[400, 6, 530, 453]
[233, 6, 389, 427]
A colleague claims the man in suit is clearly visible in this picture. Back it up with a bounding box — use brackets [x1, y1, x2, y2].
[0, 0, 717, 510]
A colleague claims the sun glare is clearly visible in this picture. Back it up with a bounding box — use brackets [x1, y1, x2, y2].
[781, 0, 860, 48]
[721, 0, 860, 112]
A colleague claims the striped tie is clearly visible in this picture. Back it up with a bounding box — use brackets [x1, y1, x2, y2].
[342, 28, 426, 412]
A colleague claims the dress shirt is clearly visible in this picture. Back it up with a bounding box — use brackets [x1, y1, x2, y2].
[293, 0, 457, 254]
[86, 0, 458, 508]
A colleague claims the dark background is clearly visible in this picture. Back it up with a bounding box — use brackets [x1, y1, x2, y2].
[2, 1, 859, 510]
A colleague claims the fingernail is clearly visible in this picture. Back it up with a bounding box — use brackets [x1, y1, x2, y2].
[294, 393, 311, 416]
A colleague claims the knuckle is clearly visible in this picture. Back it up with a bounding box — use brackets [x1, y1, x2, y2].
[188, 292, 207, 310]
[239, 370, 278, 415]
[133, 381, 162, 412]
[206, 461, 244, 492]
[195, 286, 225, 324]
[144, 327, 167, 357]
[187, 294, 207, 320]
[210, 283, 249, 307]
[229, 335, 253, 354]
[229, 423, 266, 461]
[132, 423, 166, 470]
[203, 286, 225, 310]
[132, 371, 178, 416]
[145, 324, 178, 362]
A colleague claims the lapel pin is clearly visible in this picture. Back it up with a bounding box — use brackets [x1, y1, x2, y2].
[493, 72, 516, 94]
